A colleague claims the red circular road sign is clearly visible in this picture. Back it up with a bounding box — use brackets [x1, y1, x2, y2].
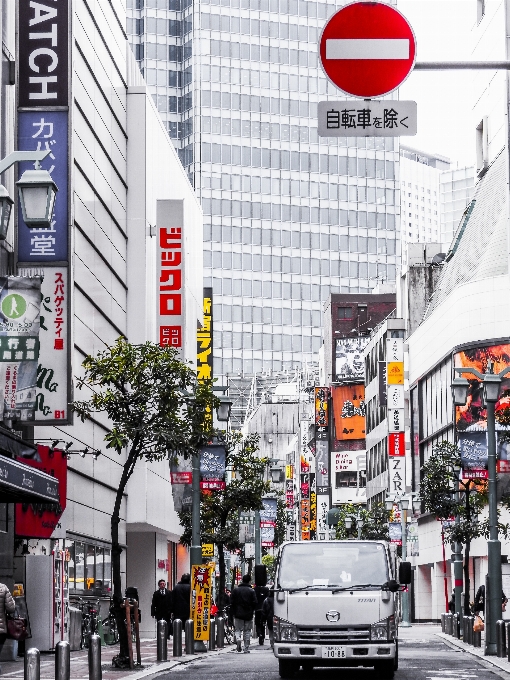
[319, 2, 416, 98]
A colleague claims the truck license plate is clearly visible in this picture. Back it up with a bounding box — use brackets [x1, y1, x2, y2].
[322, 646, 346, 659]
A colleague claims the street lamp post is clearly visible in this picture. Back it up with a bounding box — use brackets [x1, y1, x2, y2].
[344, 509, 364, 540]
[451, 363, 510, 655]
[385, 492, 420, 628]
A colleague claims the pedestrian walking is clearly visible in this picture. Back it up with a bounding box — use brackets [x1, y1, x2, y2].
[254, 583, 269, 645]
[474, 584, 508, 614]
[151, 579, 173, 637]
[172, 574, 191, 623]
[0, 582, 15, 664]
[231, 573, 258, 653]
[261, 590, 274, 649]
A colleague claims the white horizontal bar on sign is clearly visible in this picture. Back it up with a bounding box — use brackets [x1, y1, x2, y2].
[325, 39, 410, 60]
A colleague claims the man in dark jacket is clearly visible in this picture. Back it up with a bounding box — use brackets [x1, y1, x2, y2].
[262, 590, 274, 648]
[254, 583, 269, 645]
[151, 580, 173, 636]
[231, 574, 258, 653]
[172, 574, 191, 624]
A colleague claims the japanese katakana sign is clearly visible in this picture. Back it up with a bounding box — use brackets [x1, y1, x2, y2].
[157, 200, 184, 358]
[17, 111, 69, 262]
[318, 100, 417, 137]
[31, 268, 70, 424]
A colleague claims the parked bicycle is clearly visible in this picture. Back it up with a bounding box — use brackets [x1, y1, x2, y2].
[219, 605, 235, 645]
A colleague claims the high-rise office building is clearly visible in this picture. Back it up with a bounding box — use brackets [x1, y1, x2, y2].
[439, 166, 476, 248]
[127, 0, 401, 389]
[399, 146, 449, 257]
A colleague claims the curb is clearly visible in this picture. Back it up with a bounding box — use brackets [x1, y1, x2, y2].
[114, 645, 234, 680]
[436, 632, 510, 676]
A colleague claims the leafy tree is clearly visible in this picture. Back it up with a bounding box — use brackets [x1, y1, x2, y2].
[420, 441, 491, 616]
[73, 339, 217, 665]
[178, 432, 269, 610]
[334, 503, 390, 541]
[262, 554, 276, 582]
[273, 494, 288, 549]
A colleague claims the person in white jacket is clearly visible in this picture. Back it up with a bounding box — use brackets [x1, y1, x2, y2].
[0, 583, 15, 664]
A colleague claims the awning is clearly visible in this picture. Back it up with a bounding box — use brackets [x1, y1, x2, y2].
[0, 455, 59, 503]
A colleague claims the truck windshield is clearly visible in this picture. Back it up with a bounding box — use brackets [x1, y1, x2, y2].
[278, 543, 388, 589]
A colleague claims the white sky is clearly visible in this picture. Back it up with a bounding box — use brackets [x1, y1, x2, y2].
[398, 1, 477, 168]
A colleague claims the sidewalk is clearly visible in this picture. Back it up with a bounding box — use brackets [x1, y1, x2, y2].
[436, 630, 510, 675]
[0, 638, 234, 680]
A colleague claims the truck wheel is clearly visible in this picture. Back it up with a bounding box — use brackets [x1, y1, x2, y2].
[279, 659, 298, 678]
[376, 660, 395, 679]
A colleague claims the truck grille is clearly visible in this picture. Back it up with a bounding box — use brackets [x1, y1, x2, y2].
[297, 628, 370, 644]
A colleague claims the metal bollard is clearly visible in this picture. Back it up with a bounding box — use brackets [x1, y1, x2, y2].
[173, 619, 183, 657]
[216, 616, 225, 649]
[55, 641, 70, 680]
[465, 616, 474, 645]
[25, 648, 40, 680]
[157, 620, 168, 661]
[208, 619, 216, 651]
[185, 619, 194, 655]
[473, 627, 482, 648]
[440, 613, 445, 632]
[462, 616, 469, 642]
[88, 634, 102, 680]
[454, 613, 461, 639]
[497, 620, 506, 658]
[444, 613, 452, 635]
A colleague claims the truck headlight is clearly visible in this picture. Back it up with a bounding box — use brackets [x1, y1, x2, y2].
[275, 617, 298, 642]
[371, 619, 389, 641]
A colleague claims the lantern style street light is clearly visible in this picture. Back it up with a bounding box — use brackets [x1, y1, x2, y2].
[216, 395, 233, 422]
[0, 150, 55, 235]
[16, 164, 58, 228]
[0, 185, 14, 240]
[451, 362, 510, 655]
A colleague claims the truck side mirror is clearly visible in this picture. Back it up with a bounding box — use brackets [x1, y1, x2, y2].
[399, 562, 412, 585]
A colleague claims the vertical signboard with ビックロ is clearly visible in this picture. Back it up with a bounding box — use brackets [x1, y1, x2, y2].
[191, 564, 213, 641]
[157, 200, 184, 355]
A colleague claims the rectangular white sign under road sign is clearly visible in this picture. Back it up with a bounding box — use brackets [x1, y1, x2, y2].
[318, 100, 417, 137]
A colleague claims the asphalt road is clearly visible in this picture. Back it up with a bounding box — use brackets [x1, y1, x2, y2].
[155, 627, 510, 680]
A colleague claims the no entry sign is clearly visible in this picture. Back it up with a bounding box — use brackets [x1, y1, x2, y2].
[319, 2, 416, 98]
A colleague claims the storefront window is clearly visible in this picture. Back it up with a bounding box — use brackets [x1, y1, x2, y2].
[86, 545, 95, 591]
[75, 542, 85, 590]
[66, 540, 112, 595]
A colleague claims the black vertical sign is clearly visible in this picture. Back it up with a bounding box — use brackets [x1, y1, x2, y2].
[18, 0, 69, 108]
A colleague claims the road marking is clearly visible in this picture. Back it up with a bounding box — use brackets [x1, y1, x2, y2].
[325, 39, 410, 60]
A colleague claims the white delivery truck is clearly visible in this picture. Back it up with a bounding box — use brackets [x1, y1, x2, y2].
[272, 540, 411, 679]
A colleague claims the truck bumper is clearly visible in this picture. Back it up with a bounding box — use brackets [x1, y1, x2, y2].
[273, 642, 396, 663]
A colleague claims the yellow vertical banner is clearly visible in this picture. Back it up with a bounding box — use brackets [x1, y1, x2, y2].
[191, 564, 213, 641]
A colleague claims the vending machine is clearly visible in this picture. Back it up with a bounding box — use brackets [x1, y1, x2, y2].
[25, 549, 69, 651]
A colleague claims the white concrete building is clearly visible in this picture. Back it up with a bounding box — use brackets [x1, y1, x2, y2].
[399, 146, 449, 259]
[402, 0, 510, 621]
[9, 0, 202, 638]
[439, 166, 476, 249]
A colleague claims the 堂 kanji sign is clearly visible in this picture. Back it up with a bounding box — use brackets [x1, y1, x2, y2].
[319, 1, 416, 98]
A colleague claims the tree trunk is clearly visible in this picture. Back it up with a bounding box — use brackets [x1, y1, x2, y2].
[111, 443, 139, 665]
[217, 542, 225, 612]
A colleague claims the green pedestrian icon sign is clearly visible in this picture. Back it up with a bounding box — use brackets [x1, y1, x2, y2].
[2, 294, 27, 319]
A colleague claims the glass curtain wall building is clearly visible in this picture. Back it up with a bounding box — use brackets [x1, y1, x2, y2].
[127, 0, 400, 378]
